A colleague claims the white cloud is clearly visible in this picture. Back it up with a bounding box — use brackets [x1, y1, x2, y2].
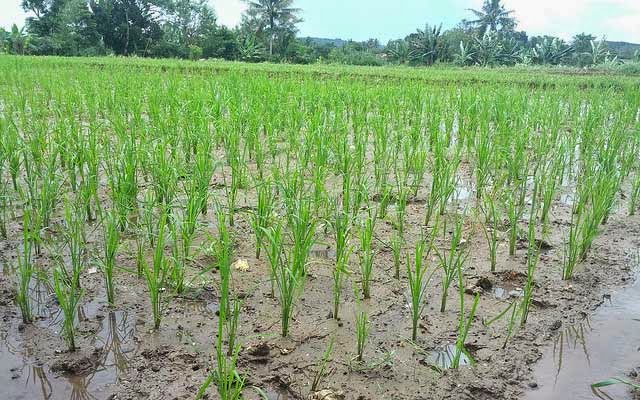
[470, 0, 640, 42]
[210, 0, 246, 27]
[0, 0, 29, 30]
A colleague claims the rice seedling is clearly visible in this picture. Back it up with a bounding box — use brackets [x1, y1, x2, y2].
[480, 190, 501, 273]
[406, 237, 431, 341]
[15, 210, 34, 323]
[629, 172, 640, 216]
[520, 178, 542, 326]
[358, 208, 376, 299]
[61, 199, 87, 289]
[505, 176, 527, 257]
[310, 337, 335, 393]
[196, 244, 245, 400]
[143, 211, 170, 330]
[354, 298, 369, 362]
[436, 215, 468, 313]
[101, 210, 120, 305]
[281, 173, 316, 277]
[452, 293, 480, 369]
[53, 260, 84, 352]
[106, 140, 139, 231]
[425, 136, 461, 226]
[251, 181, 274, 259]
[264, 220, 305, 337]
[331, 204, 353, 320]
[391, 232, 404, 280]
[0, 174, 8, 239]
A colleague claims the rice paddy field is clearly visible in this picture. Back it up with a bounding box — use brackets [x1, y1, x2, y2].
[1, 56, 640, 400]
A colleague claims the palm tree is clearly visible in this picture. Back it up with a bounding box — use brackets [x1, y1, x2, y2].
[468, 0, 515, 36]
[245, 0, 301, 56]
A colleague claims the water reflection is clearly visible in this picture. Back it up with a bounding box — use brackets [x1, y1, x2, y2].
[2, 308, 136, 400]
[428, 344, 471, 369]
[551, 316, 592, 384]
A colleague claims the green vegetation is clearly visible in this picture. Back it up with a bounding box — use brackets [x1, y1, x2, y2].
[0, 55, 639, 397]
[3, 0, 639, 70]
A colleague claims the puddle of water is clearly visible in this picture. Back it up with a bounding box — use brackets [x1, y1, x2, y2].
[493, 284, 524, 300]
[560, 192, 575, 206]
[1, 308, 136, 400]
[428, 344, 471, 369]
[454, 183, 473, 202]
[526, 277, 640, 400]
[311, 246, 336, 260]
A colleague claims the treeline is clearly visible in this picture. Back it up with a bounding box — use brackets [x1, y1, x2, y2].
[1, 0, 639, 67]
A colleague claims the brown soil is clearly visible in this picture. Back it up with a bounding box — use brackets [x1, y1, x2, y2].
[1, 177, 639, 400]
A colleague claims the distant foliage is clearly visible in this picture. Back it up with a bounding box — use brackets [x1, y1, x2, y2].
[6, 0, 639, 69]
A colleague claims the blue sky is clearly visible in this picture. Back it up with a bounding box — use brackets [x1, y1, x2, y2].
[2, 0, 639, 43]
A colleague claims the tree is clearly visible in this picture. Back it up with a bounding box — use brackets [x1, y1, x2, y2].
[9, 24, 30, 54]
[385, 39, 410, 64]
[202, 26, 239, 59]
[90, 0, 165, 56]
[409, 24, 445, 65]
[237, 33, 265, 62]
[454, 40, 475, 66]
[164, 0, 216, 47]
[473, 30, 502, 66]
[243, 0, 301, 57]
[467, 0, 516, 36]
[587, 38, 611, 65]
[530, 37, 573, 65]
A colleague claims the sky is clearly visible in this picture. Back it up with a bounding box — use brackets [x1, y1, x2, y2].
[2, 0, 639, 43]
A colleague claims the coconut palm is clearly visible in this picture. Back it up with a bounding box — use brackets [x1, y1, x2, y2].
[468, 0, 515, 36]
[245, 0, 301, 56]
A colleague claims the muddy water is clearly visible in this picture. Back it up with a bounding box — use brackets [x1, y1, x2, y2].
[1, 309, 135, 400]
[526, 277, 640, 400]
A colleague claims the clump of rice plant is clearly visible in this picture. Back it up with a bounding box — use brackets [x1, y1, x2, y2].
[406, 237, 432, 341]
[480, 190, 501, 272]
[197, 222, 245, 400]
[453, 293, 480, 369]
[311, 337, 335, 392]
[61, 199, 86, 289]
[391, 232, 404, 280]
[436, 215, 468, 313]
[629, 172, 640, 216]
[264, 221, 305, 337]
[251, 181, 274, 259]
[143, 211, 170, 329]
[332, 204, 353, 320]
[354, 299, 369, 362]
[520, 179, 542, 326]
[358, 209, 376, 299]
[53, 265, 83, 351]
[15, 210, 35, 323]
[101, 210, 120, 305]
